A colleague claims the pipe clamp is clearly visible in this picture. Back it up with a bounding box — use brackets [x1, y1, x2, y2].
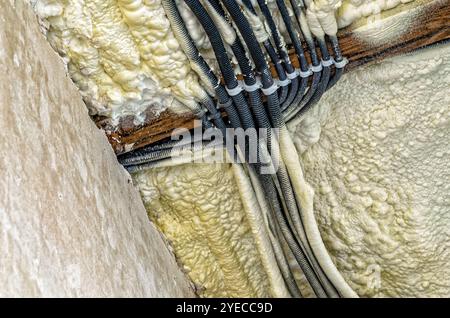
[261, 82, 279, 96]
[321, 58, 334, 67]
[334, 57, 348, 69]
[243, 77, 262, 92]
[310, 63, 323, 73]
[225, 83, 244, 96]
[276, 78, 291, 87]
[217, 98, 233, 109]
[286, 70, 298, 80]
[298, 68, 312, 78]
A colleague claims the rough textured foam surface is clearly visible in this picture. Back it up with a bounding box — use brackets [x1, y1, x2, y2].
[0, 0, 194, 297]
[134, 163, 273, 297]
[133, 43, 450, 297]
[292, 43, 450, 297]
[30, 0, 205, 124]
[337, 0, 416, 28]
[27, 0, 417, 124]
[350, 0, 425, 47]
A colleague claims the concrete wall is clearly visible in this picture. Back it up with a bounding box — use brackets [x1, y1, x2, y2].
[0, 0, 194, 297]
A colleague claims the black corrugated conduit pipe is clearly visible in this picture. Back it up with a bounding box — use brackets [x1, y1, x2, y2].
[205, 0, 274, 146]
[186, 0, 310, 297]
[273, 0, 310, 110]
[183, 0, 256, 134]
[268, 1, 343, 297]
[290, 0, 346, 92]
[221, 0, 333, 298]
[199, 0, 312, 296]
[162, 0, 243, 129]
[181, 3, 307, 297]
[119, 0, 349, 297]
[274, 0, 319, 122]
[326, 34, 346, 90]
[255, 0, 299, 111]
[240, 0, 289, 104]
[120, 0, 347, 169]
[228, 0, 347, 298]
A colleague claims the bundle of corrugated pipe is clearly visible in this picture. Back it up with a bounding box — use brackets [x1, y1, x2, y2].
[119, 0, 356, 298]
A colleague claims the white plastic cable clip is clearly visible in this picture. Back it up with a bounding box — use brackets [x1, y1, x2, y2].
[298, 68, 312, 78]
[261, 82, 279, 96]
[276, 78, 291, 87]
[225, 82, 244, 96]
[334, 57, 348, 69]
[286, 70, 299, 80]
[310, 63, 323, 73]
[321, 58, 334, 67]
[242, 77, 262, 92]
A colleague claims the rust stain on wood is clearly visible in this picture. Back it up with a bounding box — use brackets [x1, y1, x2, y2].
[95, 110, 198, 154]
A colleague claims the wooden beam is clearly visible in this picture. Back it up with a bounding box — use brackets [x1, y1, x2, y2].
[96, 0, 450, 154]
[339, 0, 450, 72]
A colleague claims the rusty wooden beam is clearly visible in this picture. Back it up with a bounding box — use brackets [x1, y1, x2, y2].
[340, 0, 450, 72]
[97, 0, 450, 154]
